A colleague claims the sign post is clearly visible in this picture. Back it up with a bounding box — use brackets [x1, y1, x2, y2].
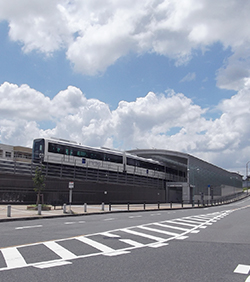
[69, 181, 74, 213]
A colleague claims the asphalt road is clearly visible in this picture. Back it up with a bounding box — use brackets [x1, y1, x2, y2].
[0, 197, 250, 282]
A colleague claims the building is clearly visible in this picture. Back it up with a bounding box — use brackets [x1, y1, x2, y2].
[0, 143, 32, 163]
[0, 143, 243, 204]
[127, 149, 243, 203]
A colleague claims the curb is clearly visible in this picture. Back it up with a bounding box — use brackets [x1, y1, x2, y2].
[0, 195, 249, 223]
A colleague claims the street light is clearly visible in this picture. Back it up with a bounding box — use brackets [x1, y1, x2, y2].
[246, 161, 250, 194]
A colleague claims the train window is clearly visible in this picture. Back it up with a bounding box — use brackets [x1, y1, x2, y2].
[127, 157, 135, 166]
[104, 153, 122, 164]
[48, 143, 57, 153]
[47, 142, 121, 164]
[65, 147, 74, 155]
[77, 150, 87, 157]
[56, 145, 63, 154]
[32, 139, 45, 161]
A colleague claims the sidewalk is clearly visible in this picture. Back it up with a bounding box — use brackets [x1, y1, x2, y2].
[0, 202, 194, 222]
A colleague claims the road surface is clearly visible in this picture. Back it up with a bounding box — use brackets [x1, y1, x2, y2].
[0, 197, 250, 281]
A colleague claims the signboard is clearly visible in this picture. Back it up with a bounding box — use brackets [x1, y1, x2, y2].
[69, 181, 74, 189]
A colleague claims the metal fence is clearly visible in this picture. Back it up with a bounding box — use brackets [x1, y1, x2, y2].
[0, 159, 165, 189]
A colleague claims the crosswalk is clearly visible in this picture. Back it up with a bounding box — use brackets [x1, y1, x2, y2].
[0, 210, 232, 272]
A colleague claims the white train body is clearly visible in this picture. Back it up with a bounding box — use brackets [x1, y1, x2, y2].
[32, 138, 166, 179]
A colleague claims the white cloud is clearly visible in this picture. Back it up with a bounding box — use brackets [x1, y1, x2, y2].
[1, 0, 250, 88]
[1, 81, 250, 174]
[0, 82, 51, 120]
[180, 72, 196, 83]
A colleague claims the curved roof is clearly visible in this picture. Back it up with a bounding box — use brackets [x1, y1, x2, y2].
[127, 149, 188, 168]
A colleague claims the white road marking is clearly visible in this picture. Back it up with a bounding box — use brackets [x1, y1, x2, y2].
[15, 225, 42, 230]
[234, 264, 250, 274]
[174, 218, 204, 225]
[76, 236, 129, 256]
[43, 241, 77, 260]
[139, 226, 179, 237]
[175, 236, 189, 240]
[119, 239, 144, 248]
[149, 242, 169, 248]
[122, 228, 166, 242]
[0, 210, 231, 272]
[185, 217, 207, 222]
[154, 223, 189, 232]
[104, 218, 115, 221]
[76, 236, 115, 253]
[101, 232, 120, 238]
[34, 260, 72, 269]
[190, 230, 200, 234]
[167, 220, 197, 227]
[1, 247, 27, 268]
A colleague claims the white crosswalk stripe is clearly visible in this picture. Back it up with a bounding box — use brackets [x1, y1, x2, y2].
[0, 210, 231, 272]
[43, 241, 78, 260]
[1, 247, 27, 268]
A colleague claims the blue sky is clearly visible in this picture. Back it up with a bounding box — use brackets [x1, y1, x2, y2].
[0, 0, 250, 175]
[0, 19, 234, 110]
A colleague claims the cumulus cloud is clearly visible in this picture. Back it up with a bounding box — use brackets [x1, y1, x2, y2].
[1, 81, 250, 174]
[0, 0, 250, 88]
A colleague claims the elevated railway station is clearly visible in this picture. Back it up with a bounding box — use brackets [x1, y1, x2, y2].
[0, 139, 243, 205]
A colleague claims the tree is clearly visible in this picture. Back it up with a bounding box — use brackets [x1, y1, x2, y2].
[33, 166, 46, 205]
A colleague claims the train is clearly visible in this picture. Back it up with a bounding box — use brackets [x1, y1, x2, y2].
[32, 137, 166, 179]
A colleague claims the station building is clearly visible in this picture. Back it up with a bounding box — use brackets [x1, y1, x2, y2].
[0, 143, 243, 204]
[127, 149, 243, 203]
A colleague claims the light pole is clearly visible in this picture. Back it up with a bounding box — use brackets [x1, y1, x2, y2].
[246, 161, 250, 194]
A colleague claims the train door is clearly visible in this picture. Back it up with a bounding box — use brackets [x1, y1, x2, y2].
[65, 147, 74, 164]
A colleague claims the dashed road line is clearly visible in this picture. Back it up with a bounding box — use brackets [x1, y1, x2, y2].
[103, 218, 115, 221]
[15, 225, 43, 230]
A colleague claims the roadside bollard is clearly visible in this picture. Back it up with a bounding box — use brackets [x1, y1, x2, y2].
[84, 203, 87, 213]
[38, 204, 42, 215]
[158, 202, 160, 210]
[101, 202, 105, 211]
[143, 203, 146, 210]
[7, 205, 11, 217]
[170, 202, 172, 209]
[63, 203, 67, 214]
[109, 203, 111, 211]
[127, 203, 130, 211]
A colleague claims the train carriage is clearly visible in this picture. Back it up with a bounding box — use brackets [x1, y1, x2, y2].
[32, 137, 166, 179]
